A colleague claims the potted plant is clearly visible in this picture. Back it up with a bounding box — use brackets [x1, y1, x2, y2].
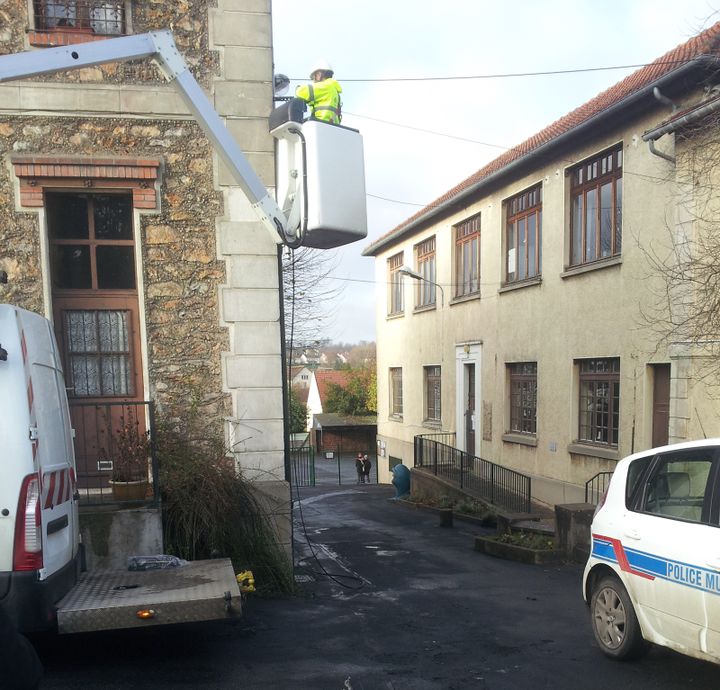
[107, 414, 151, 501]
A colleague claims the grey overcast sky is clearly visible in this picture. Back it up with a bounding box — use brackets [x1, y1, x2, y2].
[271, 0, 719, 345]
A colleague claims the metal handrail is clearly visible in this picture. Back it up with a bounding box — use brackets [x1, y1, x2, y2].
[415, 434, 531, 513]
[585, 471, 614, 504]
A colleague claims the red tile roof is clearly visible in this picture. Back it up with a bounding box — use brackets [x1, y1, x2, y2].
[364, 21, 720, 255]
[314, 369, 351, 404]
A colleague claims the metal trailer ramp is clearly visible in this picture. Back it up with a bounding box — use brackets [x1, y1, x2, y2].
[56, 559, 241, 634]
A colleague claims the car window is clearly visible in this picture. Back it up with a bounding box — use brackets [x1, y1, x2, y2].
[640, 451, 715, 524]
[625, 456, 652, 508]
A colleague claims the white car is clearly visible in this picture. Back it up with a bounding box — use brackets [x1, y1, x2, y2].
[583, 439, 720, 664]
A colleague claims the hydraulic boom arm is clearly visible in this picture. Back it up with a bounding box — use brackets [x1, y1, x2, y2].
[0, 31, 286, 243]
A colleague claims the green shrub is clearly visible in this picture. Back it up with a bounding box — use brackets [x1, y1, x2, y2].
[157, 421, 294, 595]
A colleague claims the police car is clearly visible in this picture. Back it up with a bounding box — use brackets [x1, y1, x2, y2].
[583, 439, 720, 664]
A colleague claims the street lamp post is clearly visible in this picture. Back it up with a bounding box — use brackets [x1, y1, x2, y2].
[398, 266, 445, 308]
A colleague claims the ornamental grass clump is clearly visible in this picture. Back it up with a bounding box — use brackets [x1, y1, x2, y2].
[156, 422, 293, 595]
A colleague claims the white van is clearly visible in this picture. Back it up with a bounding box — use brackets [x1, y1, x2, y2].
[0, 304, 241, 635]
[0, 304, 82, 631]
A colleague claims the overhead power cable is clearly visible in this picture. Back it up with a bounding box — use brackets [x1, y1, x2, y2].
[290, 59, 686, 83]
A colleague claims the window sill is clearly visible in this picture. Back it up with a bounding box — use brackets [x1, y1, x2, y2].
[499, 276, 542, 294]
[413, 303, 437, 314]
[449, 291, 481, 306]
[386, 311, 404, 321]
[28, 29, 115, 47]
[567, 442, 620, 461]
[422, 420, 443, 430]
[389, 415, 404, 423]
[502, 432, 537, 447]
[561, 255, 622, 279]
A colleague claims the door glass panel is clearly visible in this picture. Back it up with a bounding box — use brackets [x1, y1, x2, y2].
[52, 245, 91, 289]
[96, 246, 136, 289]
[46, 193, 89, 240]
[94, 195, 133, 240]
[63, 310, 132, 397]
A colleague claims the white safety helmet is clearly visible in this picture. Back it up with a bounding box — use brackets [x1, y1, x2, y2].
[309, 59, 334, 78]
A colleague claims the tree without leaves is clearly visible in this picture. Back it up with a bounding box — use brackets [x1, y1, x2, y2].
[639, 107, 720, 387]
[282, 246, 344, 351]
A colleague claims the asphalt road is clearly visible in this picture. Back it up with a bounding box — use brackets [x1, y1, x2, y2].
[32, 484, 720, 689]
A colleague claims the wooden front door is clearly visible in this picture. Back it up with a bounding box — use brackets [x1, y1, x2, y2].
[652, 363, 671, 448]
[47, 192, 145, 489]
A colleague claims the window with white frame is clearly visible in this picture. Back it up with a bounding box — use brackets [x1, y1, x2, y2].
[388, 252, 404, 315]
[424, 365, 441, 423]
[570, 145, 623, 267]
[389, 367, 403, 418]
[414, 236, 436, 307]
[505, 185, 542, 283]
[454, 213, 480, 298]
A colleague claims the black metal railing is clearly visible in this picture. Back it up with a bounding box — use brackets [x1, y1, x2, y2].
[415, 434, 531, 513]
[290, 432, 315, 487]
[69, 400, 159, 506]
[585, 471, 614, 505]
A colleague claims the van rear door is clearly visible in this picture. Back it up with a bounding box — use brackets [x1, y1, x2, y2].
[16, 308, 79, 581]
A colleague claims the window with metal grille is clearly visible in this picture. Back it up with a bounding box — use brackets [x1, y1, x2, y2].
[509, 362, 537, 434]
[414, 236, 436, 307]
[578, 358, 620, 447]
[390, 368, 403, 417]
[64, 309, 133, 396]
[505, 185, 542, 283]
[424, 365, 441, 423]
[570, 146, 623, 267]
[454, 214, 480, 298]
[33, 0, 126, 34]
[388, 252, 404, 315]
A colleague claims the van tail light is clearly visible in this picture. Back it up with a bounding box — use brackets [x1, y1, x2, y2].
[13, 473, 43, 571]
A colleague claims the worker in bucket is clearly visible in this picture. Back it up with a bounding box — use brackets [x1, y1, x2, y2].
[295, 60, 342, 124]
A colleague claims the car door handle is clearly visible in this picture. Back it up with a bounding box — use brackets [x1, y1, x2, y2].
[624, 529, 641, 540]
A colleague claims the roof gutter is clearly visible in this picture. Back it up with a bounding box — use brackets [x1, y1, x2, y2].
[364, 55, 719, 257]
[642, 92, 720, 141]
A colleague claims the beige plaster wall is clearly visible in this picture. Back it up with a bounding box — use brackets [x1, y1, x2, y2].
[374, 101, 720, 501]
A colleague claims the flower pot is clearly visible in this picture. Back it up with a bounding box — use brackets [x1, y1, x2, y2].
[109, 479, 149, 502]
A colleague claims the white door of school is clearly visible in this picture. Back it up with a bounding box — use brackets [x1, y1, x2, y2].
[455, 344, 481, 455]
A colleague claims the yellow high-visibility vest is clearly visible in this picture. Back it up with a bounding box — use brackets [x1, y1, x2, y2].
[295, 78, 342, 124]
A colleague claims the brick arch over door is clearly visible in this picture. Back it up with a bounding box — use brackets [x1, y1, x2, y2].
[12, 156, 161, 492]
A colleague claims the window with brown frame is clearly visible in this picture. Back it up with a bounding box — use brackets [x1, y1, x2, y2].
[578, 358, 620, 447]
[508, 362, 537, 435]
[424, 365, 441, 423]
[388, 252, 404, 315]
[454, 214, 480, 298]
[505, 185, 542, 283]
[390, 367, 403, 418]
[47, 192, 136, 291]
[414, 236, 436, 307]
[32, 0, 126, 34]
[570, 146, 623, 267]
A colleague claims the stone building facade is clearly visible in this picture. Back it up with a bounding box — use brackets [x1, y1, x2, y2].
[0, 1, 290, 556]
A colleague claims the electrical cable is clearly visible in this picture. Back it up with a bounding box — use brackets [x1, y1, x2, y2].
[284, 248, 364, 590]
[290, 59, 687, 83]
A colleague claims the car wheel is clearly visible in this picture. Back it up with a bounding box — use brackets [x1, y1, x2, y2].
[590, 575, 647, 660]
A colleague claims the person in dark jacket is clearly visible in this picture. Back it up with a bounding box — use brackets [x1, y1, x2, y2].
[355, 453, 365, 484]
[362, 454, 372, 484]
